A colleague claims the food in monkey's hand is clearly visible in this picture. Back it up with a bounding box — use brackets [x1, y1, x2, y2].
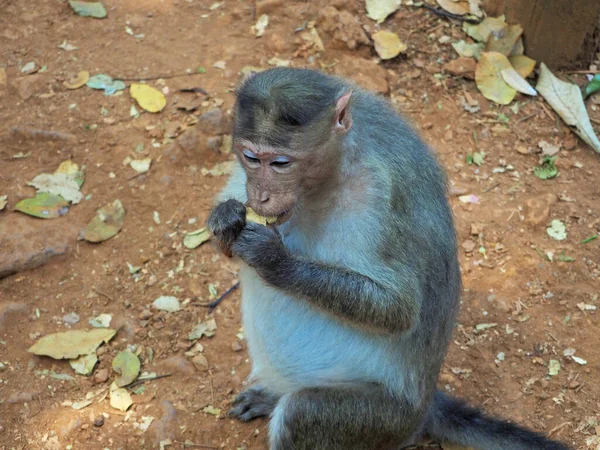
[246, 207, 278, 226]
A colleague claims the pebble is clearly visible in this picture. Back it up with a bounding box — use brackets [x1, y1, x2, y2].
[94, 368, 109, 384]
[139, 309, 153, 320]
[63, 312, 80, 325]
[443, 57, 476, 79]
[93, 416, 105, 427]
[231, 341, 243, 352]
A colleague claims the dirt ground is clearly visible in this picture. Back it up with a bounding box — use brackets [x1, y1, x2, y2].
[1, 0, 600, 449]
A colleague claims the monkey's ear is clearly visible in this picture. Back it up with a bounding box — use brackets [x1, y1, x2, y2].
[234, 71, 257, 96]
[333, 90, 353, 133]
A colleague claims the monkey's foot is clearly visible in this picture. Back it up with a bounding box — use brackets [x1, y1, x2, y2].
[229, 386, 279, 422]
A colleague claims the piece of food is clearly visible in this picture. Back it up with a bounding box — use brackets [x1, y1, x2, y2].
[246, 207, 278, 225]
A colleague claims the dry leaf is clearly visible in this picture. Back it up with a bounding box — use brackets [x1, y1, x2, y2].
[452, 40, 484, 59]
[468, 0, 483, 17]
[0, 195, 7, 211]
[70, 353, 98, 376]
[463, 16, 506, 43]
[130, 158, 152, 173]
[500, 68, 536, 96]
[28, 172, 83, 204]
[253, 14, 269, 37]
[189, 318, 217, 340]
[300, 27, 325, 52]
[14, 193, 69, 219]
[436, 0, 470, 16]
[83, 199, 125, 243]
[110, 381, 133, 411]
[537, 63, 600, 153]
[130, 83, 167, 113]
[366, 0, 401, 23]
[29, 329, 116, 359]
[485, 23, 523, 56]
[372, 31, 407, 60]
[475, 52, 516, 105]
[64, 71, 90, 89]
[268, 57, 291, 67]
[508, 55, 536, 78]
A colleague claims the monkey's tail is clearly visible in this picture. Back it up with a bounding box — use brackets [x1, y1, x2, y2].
[425, 390, 571, 450]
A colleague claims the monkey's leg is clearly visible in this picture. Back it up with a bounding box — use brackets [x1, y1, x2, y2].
[269, 384, 425, 450]
[229, 385, 280, 422]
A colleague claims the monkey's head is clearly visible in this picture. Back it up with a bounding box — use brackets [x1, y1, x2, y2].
[232, 68, 353, 221]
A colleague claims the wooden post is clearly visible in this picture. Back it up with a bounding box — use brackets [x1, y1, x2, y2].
[483, 0, 600, 70]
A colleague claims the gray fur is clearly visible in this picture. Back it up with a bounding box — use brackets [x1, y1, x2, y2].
[209, 68, 570, 450]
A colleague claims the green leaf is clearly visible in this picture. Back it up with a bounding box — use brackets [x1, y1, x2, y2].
[581, 235, 598, 244]
[15, 193, 69, 219]
[548, 359, 561, 376]
[466, 152, 485, 165]
[557, 252, 575, 262]
[112, 351, 141, 387]
[584, 74, 600, 99]
[68, 1, 107, 18]
[533, 156, 558, 180]
[547, 219, 567, 241]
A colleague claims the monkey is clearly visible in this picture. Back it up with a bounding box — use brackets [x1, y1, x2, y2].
[207, 67, 570, 450]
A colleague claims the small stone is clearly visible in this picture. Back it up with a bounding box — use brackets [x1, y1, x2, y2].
[94, 368, 109, 384]
[63, 312, 80, 325]
[470, 223, 484, 236]
[231, 341, 243, 352]
[568, 380, 580, 389]
[197, 108, 225, 134]
[462, 239, 476, 253]
[563, 134, 578, 151]
[206, 136, 223, 151]
[191, 354, 209, 371]
[318, 6, 369, 50]
[443, 57, 477, 79]
[80, 424, 90, 430]
[524, 194, 558, 226]
[139, 309, 153, 320]
[93, 416, 105, 427]
[422, 122, 434, 130]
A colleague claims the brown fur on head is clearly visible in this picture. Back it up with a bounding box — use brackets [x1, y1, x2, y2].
[232, 68, 353, 219]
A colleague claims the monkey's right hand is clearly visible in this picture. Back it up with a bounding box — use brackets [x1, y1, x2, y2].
[207, 199, 247, 257]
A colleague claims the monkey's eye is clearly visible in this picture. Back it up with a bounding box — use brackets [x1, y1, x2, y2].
[271, 156, 291, 167]
[242, 148, 260, 164]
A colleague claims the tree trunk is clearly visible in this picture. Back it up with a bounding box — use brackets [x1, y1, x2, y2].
[483, 0, 600, 70]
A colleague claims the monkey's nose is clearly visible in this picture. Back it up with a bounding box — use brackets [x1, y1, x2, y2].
[259, 191, 270, 203]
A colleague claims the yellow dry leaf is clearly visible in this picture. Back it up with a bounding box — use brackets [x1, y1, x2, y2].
[110, 381, 133, 412]
[485, 23, 523, 56]
[500, 68, 537, 96]
[246, 207, 277, 226]
[463, 15, 506, 43]
[508, 55, 536, 78]
[510, 37, 524, 56]
[475, 52, 516, 105]
[130, 83, 167, 113]
[55, 160, 79, 177]
[436, 0, 470, 16]
[366, 0, 401, 23]
[372, 31, 407, 60]
[63, 71, 90, 89]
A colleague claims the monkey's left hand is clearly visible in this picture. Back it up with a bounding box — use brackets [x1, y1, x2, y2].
[231, 222, 289, 273]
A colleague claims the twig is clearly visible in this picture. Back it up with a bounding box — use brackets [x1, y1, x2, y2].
[421, 2, 480, 24]
[482, 183, 500, 193]
[92, 286, 116, 302]
[538, 102, 555, 121]
[547, 421, 571, 436]
[174, 442, 218, 449]
[127, 373, 172, 390]
[116, 72, 206, 82]
[566, 70, 600, 75]
[517, 112, 537, 124]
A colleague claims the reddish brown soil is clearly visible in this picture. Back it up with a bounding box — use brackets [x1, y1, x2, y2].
[1, 1, 599, 449]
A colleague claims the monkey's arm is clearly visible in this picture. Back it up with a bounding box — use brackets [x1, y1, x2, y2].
[216, 161, 247, 204]
[232, 223, 421, 334]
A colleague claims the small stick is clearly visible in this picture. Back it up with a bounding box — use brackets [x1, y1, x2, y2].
[517, 112, 537, 124]
[482, 183, 500, 193]
[174, 442, 218, 449]
[127, 373, 172, 389]
[92, 286, 116, 302]
[566, 70, 600, 75]
[421, 3, 480, 24]
[538, 102, 555, 121]
[116, 72, 207, 82]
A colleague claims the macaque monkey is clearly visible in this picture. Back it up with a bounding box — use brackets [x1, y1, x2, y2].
[207, 68, 570, 450]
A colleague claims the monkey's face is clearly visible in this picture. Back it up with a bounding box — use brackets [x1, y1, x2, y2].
[236, 140, 301, 222]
